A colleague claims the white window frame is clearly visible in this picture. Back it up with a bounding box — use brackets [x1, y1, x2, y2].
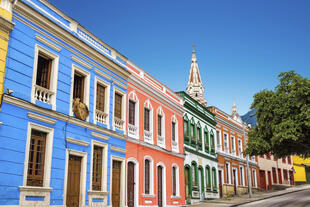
[171, 164, 180, 198]
[157, 106, 165, 148]
[112, 87, 127, 132]
[69, 64, 90, 120]
[63, 149, 87, 207]
[232, 167, 238, 186]
[93, 76, 110, 127]
[238, 139, 243, 157]
[216, 130, 222, 150]
[22, 122, 54, 188]
[31, 44, 59, 110]
[252, 169, 257, 188]
[231, 136, 236, 155]
[225, 162, 231, 184]
[171, 115, 179, 153]
[224, 133, 229, 153]
[89, 140, 108, 191]
[143, 99, 153, 144]
[128, 91, 139, 139]
[239, 166, 245, 186]
[143, 156, 154, 196]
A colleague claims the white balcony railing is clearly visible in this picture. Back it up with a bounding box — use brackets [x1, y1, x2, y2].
[232, 149, 236, 155]
[95, 110, 108, 124]
[128, 124, 138, 137]
[157, 135, 164, 147]
[34, 85, 54, 104]
[114, 117, 124, 130]
[224, 148, 229, 153]
[217, 145, 222, 151]
[144, 130, 152, 142]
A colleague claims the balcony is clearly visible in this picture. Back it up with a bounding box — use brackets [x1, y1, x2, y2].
[128, 124, 138, 137]
[144, 130, 152, 143]
[172, 140, 178, 151]
[157, 135, 164, 147]
[95, 109, 108, 124]
[34, 85, 54, 105]
[114, 117, 124, 130]
[224, 147, 229, 153]
[217, 144, 222, 151]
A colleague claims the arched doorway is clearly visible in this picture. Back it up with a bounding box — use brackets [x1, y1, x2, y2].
[127, 161, 135, 207]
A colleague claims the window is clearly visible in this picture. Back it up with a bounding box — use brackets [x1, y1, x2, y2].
[27, 129, 47, 187]
[224, 133, 228, 152]
[204, 130, 209, 152]
[129, 100, 136, 125]
[278, 168, 282, 184]
[73, 72, 85, 101]
[212, 168, 217, 190]
[231, 136, 235, 154]
[36, 53, 52, 89]
[145, 159, 150, 194]
[190, 124, 195, 139]
[183, 120, 188, 136]
[206, 166, 211, 190]
[144, 108, 150, 131]
[192, 163, 197, 187]
[252, 169, 257, 187]
[282, 157, 286, 163]
[158, 115, 162, 136]
[172, 166, 177, 196]
[92, 146, 103, 190]
[114, 93, 122, 119]
[287, 156, 291, 164]
[172, 122, 176, 141]
[95, 80, 110, 125]
[238, 139, 243, 156]
[283, 169, 288, 180]
[32, 45, 59, 109]
[225, 162, 230, 184]
[216, 130, 221, 149]
[197, 126, 201, 149]
[272, 167, 277, 184]
[210, 133, 215, 152]
[96, 84, 106, 112]
[240, 166, 244, 186]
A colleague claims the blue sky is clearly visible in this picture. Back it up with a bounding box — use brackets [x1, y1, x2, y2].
[49, 0, 310, 115]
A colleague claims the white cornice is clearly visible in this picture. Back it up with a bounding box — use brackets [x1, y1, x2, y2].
[111, 146, 126, 153]
[0, 15, 14, 34]
[66, 137, 90, 147]
[3, 95, 127, 141]
[27, 112, 56, 125]
[71, 55, 92, 69]
[91, 132, 109, 141]
[35, 34, 61, 52]
[13, 1, 130, 81]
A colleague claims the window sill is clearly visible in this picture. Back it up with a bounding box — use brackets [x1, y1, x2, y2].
[19, 186, 53, 192]
[142, 194, 155, 198]
[88, 190, 109, 196]
[171, 195, 181, 199]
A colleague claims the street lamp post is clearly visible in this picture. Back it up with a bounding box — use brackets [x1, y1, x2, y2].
[243, 123, 253, 198]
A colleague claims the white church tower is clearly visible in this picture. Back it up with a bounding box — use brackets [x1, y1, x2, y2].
[186, 45, 207, 106]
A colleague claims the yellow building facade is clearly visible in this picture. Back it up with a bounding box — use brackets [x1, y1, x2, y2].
[293, 156, 310, 185]
[0, 0, 14, 104]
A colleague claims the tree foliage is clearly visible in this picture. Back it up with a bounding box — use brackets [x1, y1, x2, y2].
[245, 71, 310, 158]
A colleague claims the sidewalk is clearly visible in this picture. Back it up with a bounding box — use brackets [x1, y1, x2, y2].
[192, 184, 310, 207]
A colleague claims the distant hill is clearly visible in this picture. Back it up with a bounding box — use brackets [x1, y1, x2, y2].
[241, 108, 257, 127]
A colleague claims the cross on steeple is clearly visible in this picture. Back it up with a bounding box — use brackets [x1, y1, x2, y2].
[186, 45, 207, 106]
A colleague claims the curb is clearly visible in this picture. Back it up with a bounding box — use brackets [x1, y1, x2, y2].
[230, 187, 310, 207]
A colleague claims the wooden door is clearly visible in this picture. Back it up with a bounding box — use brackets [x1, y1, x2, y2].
[157, 166, 163, 207]
[233, 169, 237, 195]
[267, 171, 272, 190]
[112, 160, 121, 207]
[259, 170, 266, 190]
[67, 155, 82, 207]
[218, 170, 223, 198]
[127, 162, 135, 207]
[184, 167, 190, 204]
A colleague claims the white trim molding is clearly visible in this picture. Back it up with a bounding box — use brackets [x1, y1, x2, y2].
[72, 55, 92, 69]
[27, 112, 56, 125]
[91, 132, 109, 140]
[66, 137, 89, 147]
[35, 34, 61, 52]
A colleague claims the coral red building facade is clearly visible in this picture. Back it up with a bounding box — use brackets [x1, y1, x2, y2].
[125, 60, 185, 207]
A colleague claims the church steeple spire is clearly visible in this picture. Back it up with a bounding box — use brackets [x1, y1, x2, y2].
[231, 98, 242, 123]
[186, 45, 207, 106]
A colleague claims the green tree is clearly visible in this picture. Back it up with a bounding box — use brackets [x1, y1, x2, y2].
[245, 71, 310, 158]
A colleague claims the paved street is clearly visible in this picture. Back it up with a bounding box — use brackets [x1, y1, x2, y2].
[238, 188, 310, 207]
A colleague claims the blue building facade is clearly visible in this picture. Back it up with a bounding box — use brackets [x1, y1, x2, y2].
[0, 0, 130, 206]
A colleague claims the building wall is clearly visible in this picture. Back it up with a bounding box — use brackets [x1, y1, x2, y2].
[125, 62, 185, 206]
[293, 156, 310, 184]
[0, 0, 130, 206]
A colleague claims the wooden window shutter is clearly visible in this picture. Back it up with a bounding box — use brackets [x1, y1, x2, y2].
[145, 159, 150, 194]
[92, 146, 103, 191]
[129, 100, 135, 125]
[144, 108, 150, 131]
[36, 53, 52, 89]
[172, 122, 176, 141]
[157, 115, 162, 136]
[73, 72, 85, 101]
[27, 129, 47, 187]
[172, 167, 176, 196]
[96, 84, 105, 112]
[114, 93, 122, 119]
